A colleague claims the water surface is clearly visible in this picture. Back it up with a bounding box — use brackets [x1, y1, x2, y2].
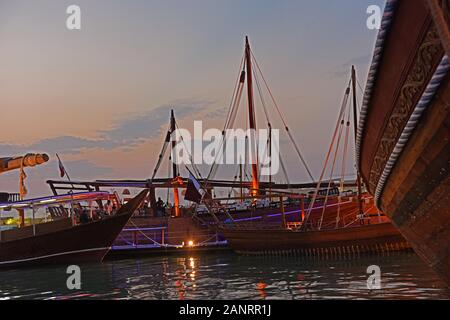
[0, 252, 448, 300]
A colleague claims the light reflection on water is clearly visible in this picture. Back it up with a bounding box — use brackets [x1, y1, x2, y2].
[0, 252, 448, 300]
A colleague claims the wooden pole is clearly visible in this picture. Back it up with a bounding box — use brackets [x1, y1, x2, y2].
[18, 209, 25, 228]
[426, 0, 450, 57]
[280, 196, 286, 229]
[0, 208, 2, 241]
[170, 110, 181, 217]
[32, 206, 36, 236]
[268, 125, 272, 202]
[239, 164, 243, 202]
[149, 186, 157, 214]
[300, 196, 305, 223]
[245, 36, 260, 198]
[351, 66, 364, 217]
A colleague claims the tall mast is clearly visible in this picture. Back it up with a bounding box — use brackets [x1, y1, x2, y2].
[268, 124, 272, 202]
[351, 66, 364, 216]
[170, 109, 181, 217]
[245, 36, 260, 197]
[239, 164, 243, 202]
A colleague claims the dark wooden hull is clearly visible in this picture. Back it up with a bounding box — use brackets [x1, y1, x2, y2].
[222, 222, 410, 256]
[356, 0, 450, 284]
[0, 190, 148, 268]
[0, 214, 130, 268]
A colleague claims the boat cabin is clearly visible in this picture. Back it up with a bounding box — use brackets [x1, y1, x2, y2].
[0, 191, 119, 241]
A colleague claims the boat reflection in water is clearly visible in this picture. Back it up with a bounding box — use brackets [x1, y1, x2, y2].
[0, 252, 448, 300]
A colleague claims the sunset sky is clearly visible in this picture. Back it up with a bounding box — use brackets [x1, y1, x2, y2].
[0, 0, 384, 198]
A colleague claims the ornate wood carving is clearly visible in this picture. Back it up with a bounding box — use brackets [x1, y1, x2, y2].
[368, 25, 444, 193]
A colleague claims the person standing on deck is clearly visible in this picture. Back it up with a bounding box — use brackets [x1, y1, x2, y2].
[156, 197, 165, 217]
[105, 200, 113, 216]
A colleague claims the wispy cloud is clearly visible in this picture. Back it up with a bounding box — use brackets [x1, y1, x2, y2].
[203, 106, 228, 119]
[100, 101, 209, 143]
[0, 100, 212, 156]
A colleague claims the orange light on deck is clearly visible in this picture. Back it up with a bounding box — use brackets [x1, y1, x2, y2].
[250, 185, 259, 198]
[187, 240, 194, 247]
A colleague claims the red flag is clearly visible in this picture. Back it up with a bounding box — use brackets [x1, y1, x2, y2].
[56, 154, 66, 178]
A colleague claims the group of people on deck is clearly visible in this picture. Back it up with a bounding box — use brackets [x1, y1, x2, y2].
[73, 200, 118, 224]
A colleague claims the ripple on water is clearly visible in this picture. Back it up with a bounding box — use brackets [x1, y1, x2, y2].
[0, 252, 449, 300]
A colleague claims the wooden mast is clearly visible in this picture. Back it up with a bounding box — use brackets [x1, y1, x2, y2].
[239, 164, 243, 202]
[245, 36, 260, 197]
[268, 124, 272, 202]
[426, 0, 450, 57]
[351, 66, 364, 217]
[170, 109, 181, 217]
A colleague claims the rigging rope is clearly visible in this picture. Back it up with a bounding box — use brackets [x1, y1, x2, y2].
[150, 122, 172, 181]
[318, 113, 346, 230]
[250, 49, 315, 182]
[336, 103, 352, 228]
[206, 70, 246, 181]
[302, 80, 351, 229]
[166, 153, 171, 203]
[174, 121, 203, 179]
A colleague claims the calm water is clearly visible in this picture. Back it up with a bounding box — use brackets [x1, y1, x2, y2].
[0, 252, 448, 300]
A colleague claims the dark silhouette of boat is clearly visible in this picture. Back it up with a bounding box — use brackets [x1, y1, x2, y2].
[214, 36, 411, 256]
[356, 0, 450, 284]
[221, 196, 409, 256]
[0, 189, 148, 268]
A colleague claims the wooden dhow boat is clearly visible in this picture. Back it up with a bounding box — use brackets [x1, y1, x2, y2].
[356, 0, 450, 284]
[221, 217, 407, 258]
[0, 190, 147, 268]
[198, 37, 410, 257]
[0, 154, 148, 267]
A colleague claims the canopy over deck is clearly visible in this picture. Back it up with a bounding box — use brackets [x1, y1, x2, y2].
[46, 178, 358, 195]
[0, 191, 111, 210]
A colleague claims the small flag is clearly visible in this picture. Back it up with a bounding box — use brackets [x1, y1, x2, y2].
[56, 154, 66, 178]
[19, 164, 27, 199]
[184, 173, 203, 204]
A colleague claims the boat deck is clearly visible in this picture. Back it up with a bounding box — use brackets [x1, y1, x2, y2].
[106, 241, 231, 259]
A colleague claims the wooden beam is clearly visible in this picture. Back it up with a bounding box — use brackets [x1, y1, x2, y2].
[426, 0, 450, 57]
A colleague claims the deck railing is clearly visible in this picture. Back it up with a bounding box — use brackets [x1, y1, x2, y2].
[112, 226, 225, 250]
[0, 193, 21, 203]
